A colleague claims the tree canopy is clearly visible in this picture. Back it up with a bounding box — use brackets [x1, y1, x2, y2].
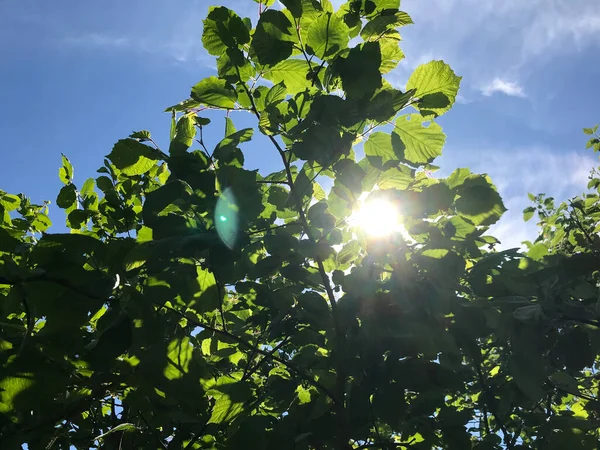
[1, 1, 600, 449]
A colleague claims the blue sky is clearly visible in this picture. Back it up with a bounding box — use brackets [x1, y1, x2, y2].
[1, 0, 599, 248]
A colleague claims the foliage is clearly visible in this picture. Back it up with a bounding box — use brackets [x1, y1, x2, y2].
[1, 1, 600, 449]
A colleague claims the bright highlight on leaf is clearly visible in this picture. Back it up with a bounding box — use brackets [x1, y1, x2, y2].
[350, 197, 400, 237]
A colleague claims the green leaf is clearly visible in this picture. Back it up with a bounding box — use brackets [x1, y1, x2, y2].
[56, 184, 77, 209]
[265, 82, 287, 106]
[129, 130, 151, 141]
[208, 381, 252, 424]
[583, 125, 598, 135]
[549, 371, 580, 394]
[360, 10, 412, 42]
[338, 240, 361, 266]
[406, 60, 462, 117]
[217, 49, 256, 84]
[364, 131, 399, 163]
[169, 114, 196, 154]
[209, 394, 245, 424]
[333, 42, 382, 99]
[164, 98, 200, 113]
[191, 76, 238, 109]
[365, 0, 401, 18]
[107, 139, 161, 176]
[445, 168, 471, 189]
[510, 350, 545, 402]
[79, 178, 94, 198]
[379, 38, 405, 73]
[393, 114, 446, 164]
[59, 153, 74, 185]
[202, 7, 250, 56]
[263, 60, 312, 94]
[296, 385, 312, 404]
[313, 182, 326, 201]
[513, 304, 543, 323]
[523, 206, 536, 222]
[334, 159, 365, 195]
[378, 166, 413, 190]
[0, 375, 35, 414]
[214, 128, 254, 168]
[96, 175, 113, 193]
[251, 10, 295, 66]
[527, 243, 548, 260]
[94, 423, 137, 441]
[0, 192, 20, 213]
[306, 12, 349, 60]
[454, 176, 506, 226]
[293, 126, 353, 165]
[195, 116, 211, 127]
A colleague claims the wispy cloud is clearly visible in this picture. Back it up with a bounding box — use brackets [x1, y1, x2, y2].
[481, 78, 526, 98]
[1, 0, 227, 65]
[62, 33, 132, 50]
[400, 0, 600, 97]
[61, 29, 212, 65]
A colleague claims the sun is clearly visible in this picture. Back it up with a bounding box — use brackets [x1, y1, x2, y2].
[350, 197, 400, 237]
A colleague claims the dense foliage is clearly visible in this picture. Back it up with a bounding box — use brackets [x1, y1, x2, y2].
[1, 1, 599, 448]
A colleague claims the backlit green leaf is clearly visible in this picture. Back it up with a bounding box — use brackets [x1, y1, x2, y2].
[191, 76, 238, 109]
[251, 10, 295, 66]
[59, 153, 74, 185]
[454, 175, 506, 226]
[107, 139, 161, 176]
[393, 114, 446, 164]
[56, 184, 77, 209]
[306, 12, 349, 59]
[360, 10, 412, 42]
[202, 7, 250, 56]
[263, 60, 312, 94]
[364, 132, 398, 163]
[406, 60, 462, 117]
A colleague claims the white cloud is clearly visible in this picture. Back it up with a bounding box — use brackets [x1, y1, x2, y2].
[400, 0, 600, 96]
[481, 78, 526, 98]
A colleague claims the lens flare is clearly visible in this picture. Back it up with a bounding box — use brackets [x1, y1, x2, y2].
[350, 198, 400, 237]
[215, 188, 239, 249]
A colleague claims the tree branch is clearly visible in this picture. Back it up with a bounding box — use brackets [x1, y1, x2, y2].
[235, 64, 348, 449]
[161, 304, 338, 404]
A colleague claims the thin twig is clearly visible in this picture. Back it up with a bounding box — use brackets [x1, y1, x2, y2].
[16, 284, 32, 355]
[256, 180, 290, 185]
[208, 254, 228, 332]
[243, 336, 291, 381]
[161, 304, 338, 404]
[474, 361, 512, 448]
[147, 137, 169, 161]
[139, 411, 168, 450]
[248, 222, 301, 237]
